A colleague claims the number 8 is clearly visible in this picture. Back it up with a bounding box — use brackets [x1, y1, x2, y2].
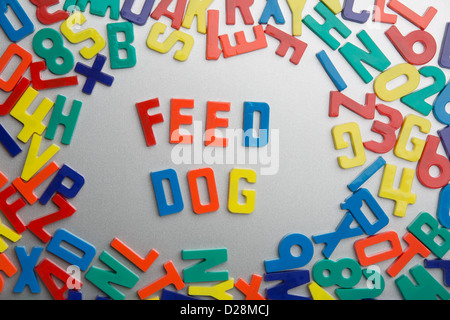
[32, 28, 75, 75]
[312, 258, 362, 288]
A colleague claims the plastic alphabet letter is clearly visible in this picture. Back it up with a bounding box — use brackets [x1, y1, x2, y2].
[85, 250, 139, 300]
[44, 95, 82, 145]
[0, 185, 27, 234]
[205, 101, 230, 147]
[29, 0, 69, 25]
[340, 188, 389, 235]
[394, 114, 431, 162]
[259, 0, 285, 25]
[370, 113, 401, 147]
[120, 0, 155, 26]
[219, 25, 268, 58]
[439, 126, 450, 159]
[107, 22, 136, 69]
[395, 265, 450, 300]
[235, 274, 266, 300]
[303, 2, 351, 51]
[387, 0, 437, 30]
[320, 0, 342, 14]
[13, 246, 43, 293]
[67, 289, 82, 300]
[27, 194, 76, 243]
[74, 54, 114, 94]
[13, 161, 59, 205]
[316, 50, 347, 91]
[433, 80, 450, 126]
[0, 172, 7, 189]
[60, 12, 106, 60]
[146, 22, 194, 62]
[265, 270, 311, 300]
[312, 212, 364, 258]
[182, 248, 228, 283]
[22, 134, 60, 182]
[32, 28, 75, 76]
[374, 63, 421, 102]
[354, 231, 403, 266]
[187, 168, 220, 214]
[312, 258, 362, 288]
[226, 0, 254, 25]
[243, 101, 270, 147]
[0, 253, 17, 293]
[329, 91, 376, 119]
[424, 259, 450, 287]
[181, 0, 213, 34]
[0, 44, 32, 92]
[347, 156, 386, 192]
[39, 164, 85, 205]
[335, 267, 385, 300]
[170, 98, 194, 144]
[342, 0, 370, 24]
[0, 77, 30, 116]
[63, 0, 120, 20]
[331, 122, 366, 169]
[386, 232, 430, 277]
[378, 164, 416, 217]
[407, 212, 450, 259]
[286, 0, 306, 36]
[151, 168, 184, 216]
[10, 87, 54, 144]
[308, 281, 335, 300]
[150, 0, 187, 30]
[437, 184, 450, 229]
[30, 61, 79, 91]
[0, 123, 21, 157]
[401, 66, 446, 116]
[160, 289, 199, 300]
[206, 10, 221, 60]
[227, 168, 257, 214]
[137, 260, 185, 300]
[46, 229, 96, 271]
[416, 135, 450, 189]
[439, 23, 450, 69]
[339, 30, 391, 84]
[264, 24, 308, 65]
[35, 258, 83, 300]
[188, 278, 234, 300]
[264, 233, 314, 273]
[0, 217, 21, 253]
[373, 0, 397, 24]
[385, 26, 437, 66]
[110, 238, 159, 272]
[136, 98, 164, 147]
[0, 0, 34, 42]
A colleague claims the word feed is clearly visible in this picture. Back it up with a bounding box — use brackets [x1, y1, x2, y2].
[0, 0, 448, 302]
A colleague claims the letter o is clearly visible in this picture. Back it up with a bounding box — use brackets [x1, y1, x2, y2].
[374, 63, 420, 102]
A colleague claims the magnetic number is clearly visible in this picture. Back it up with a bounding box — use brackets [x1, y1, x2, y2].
[312, 258, 362, 288]
[32, 28, 75, 75]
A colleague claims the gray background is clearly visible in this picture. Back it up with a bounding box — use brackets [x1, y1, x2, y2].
[0, 0, 449, 300]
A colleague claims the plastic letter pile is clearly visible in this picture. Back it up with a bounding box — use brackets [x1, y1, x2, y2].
[0, 0, 449, 301]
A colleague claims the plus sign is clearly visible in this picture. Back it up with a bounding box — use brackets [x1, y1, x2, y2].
[74, 54, 114, 95]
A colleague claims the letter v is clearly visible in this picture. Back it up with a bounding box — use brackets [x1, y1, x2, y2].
[21, 134, 60, 181]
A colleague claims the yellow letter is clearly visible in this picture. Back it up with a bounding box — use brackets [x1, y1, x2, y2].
[60, 12, 106, 60]
[228, 168, 257, 214]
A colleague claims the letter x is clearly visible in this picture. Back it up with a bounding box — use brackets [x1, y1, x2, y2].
[13, 246, 43, 293]
[74, 54, 114, 95]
